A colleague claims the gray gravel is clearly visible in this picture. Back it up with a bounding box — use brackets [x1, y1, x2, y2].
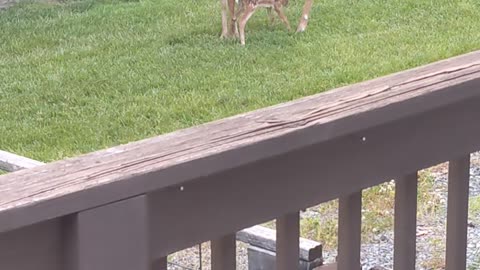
[315, 152, 480, 270]
[168, 242, 249, 270]
[344, 152, 480, 270]
[2, 1, 478, 268]
[167, 152, 480, 270]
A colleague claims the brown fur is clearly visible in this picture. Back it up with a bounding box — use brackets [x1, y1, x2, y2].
[220, 0, 313, 45]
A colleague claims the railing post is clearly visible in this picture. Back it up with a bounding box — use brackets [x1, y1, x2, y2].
[394, 173, 418, 270]
[211, 234, 236, 270]
[276, 212, 300, 270]
[445, 155, 470, 270]
[152, 257, 168, 270]
[63, 195, 153, 270]
[338, 191, 362, 270]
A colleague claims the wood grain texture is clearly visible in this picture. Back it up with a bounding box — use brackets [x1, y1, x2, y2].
[146, 97, 480, 257]
[1, 51, 480, 233]
[0, 150, 44, 172]
[236, 225, 322, 261]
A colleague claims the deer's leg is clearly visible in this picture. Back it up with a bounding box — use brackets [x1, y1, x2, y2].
[228, 0, 239, 37]
[274, 2, 291, 32]
[297, 0, 313, 33]
[221, 0, 229, 38]
[267, 7, 275, 26]
[234, 1, 246, 38]
[238, 4, 256, 45]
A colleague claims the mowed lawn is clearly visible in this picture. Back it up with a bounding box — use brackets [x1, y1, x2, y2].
[1, 0, 480, 161]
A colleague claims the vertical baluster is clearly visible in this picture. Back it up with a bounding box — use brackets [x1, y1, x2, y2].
[446, 155, 470, 270]
[152, 257, 168, 270]
[64, 195, 152, 270]
[394, 173, 418, 270]
[338, 191, 362, 270]
[211, 234, 236, 270]
[276, 212, 300, 270]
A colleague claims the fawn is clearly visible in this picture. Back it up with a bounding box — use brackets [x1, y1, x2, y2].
[220, 0, 314, 45]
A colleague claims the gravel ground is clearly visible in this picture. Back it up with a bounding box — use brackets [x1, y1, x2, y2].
[168, 242, 249, 270]
[322, 151, 480, 270]
[167, 152, 480, 270]
[2, 2, 476, 267]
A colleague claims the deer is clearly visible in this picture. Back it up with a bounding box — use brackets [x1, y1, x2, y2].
[220, 0, 237, 39]
[220, 0, 314, 45]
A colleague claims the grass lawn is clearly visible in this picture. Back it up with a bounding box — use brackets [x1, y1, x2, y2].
[1, 0, 480, 162]
[1, 1, 480, 262]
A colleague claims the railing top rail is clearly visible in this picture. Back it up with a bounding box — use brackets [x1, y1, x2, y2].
[1, 51, 480, 233]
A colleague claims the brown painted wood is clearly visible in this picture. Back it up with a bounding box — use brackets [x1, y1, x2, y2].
[1, 51, 480, 233]
[337, 192, 362, 270]
[64, 195, 151, 270]
[394, 173, 418, 270]
[152, 257, 168, 270]
[236, 225, 322, 261]
[0, 219, 63, 270]
[445, 156, 470, 270]
[276, 212, 300, 270]
[147, 98, 480, 257]
[1, 150, 321, 266]
[211, 234, 236, 270]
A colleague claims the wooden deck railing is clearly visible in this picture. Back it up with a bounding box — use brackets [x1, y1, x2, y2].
[1, 50, 480, 270]
[0, 151, 324, 269]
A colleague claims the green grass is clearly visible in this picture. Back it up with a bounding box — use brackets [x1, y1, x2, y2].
[469, 195, 480, 223]
[295, 171, 442, 249]
[1, 0, 480, 161]
[261, 170, 446, 268]
[1, 3, 477, 266]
